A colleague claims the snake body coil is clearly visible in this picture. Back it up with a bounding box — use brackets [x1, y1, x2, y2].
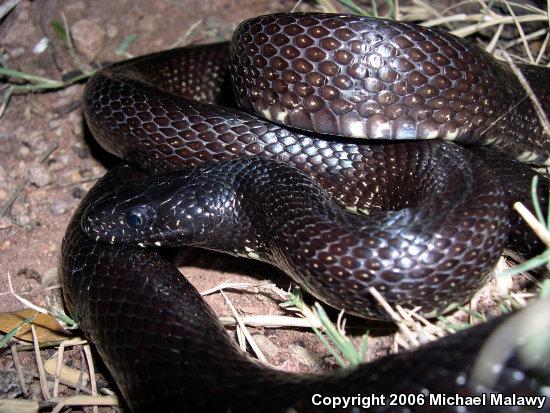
[62, 13, 550, 412]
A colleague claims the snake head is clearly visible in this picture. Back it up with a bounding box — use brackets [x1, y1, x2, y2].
[81, 167, 237, 248]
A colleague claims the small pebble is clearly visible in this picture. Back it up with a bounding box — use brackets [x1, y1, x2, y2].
[71, 186, 87, 199]
[106, 25, 118, 38]
[33, 37, 49, 54]
[289, 343, 323, 368]
[17, 6, 29, 21]
[0, 370, 27, 398]
[252, 334, 283, 358]
[0, 165, 6, 184]
[43, 267, 59, 287]
[9, 47, 25, 58]
[72, 143, 89, 159]
[72, 18, 106, 60]
[18, 215, 31, 225]
[51, 199, 71, 215]
[65, 1, 85, 10]
[72, 119, 84, 137]
[48, 118, 62, 130]
[0, 217, 11, 229]
[49, 154, 70, 172]
[28, 164, 51, 187]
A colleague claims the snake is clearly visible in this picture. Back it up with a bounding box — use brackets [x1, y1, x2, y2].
[60, 13, 550, 412]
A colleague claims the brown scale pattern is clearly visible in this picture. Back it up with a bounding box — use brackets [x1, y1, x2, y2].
[81, 152, 508, 318]
[231, 13, 550, 164]
[63, 12, 550, 413]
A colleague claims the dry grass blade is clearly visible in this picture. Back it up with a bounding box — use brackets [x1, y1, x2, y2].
[83, 344, 99, 413]
[10, 343, 29, 396]
[514, 202, 550, 247]
[535, 32, 550, 64]
[412, 0, 444, 20]
[0, 0, 20, 20]
[48, 395, 119, 413]
[504, 0, 535, 62]
[501, 51, 550, 137]
[219, 314, 322, 329]
[368, 287, 419, 347]
[220, 289, 268, 363]
[451, 15, 548, 37]
[31, 324, 51, 400]
[486, 23, 505, 53]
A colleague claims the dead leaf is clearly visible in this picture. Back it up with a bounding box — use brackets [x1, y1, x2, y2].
[0, 309, 68, 343]
[44, 354, 89, 385]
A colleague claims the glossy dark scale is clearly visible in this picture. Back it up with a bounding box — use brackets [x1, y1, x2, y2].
[82, 154, 508, 318]
[62, 12, 550, 413]
[231, 14, 550, 164]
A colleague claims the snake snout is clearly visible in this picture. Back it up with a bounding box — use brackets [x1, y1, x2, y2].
[80, 165, 245, 249]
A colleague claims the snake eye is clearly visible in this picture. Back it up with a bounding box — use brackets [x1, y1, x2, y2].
[126, 208, 149, 228]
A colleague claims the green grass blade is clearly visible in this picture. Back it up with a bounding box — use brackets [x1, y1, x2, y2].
[51, 20, 68, 42]
[0, 314, 37, 348]
[336, 0, 368, 15]
[531, 176, 546, 225]
[503, 249, 550, 277]
[0, 67, 63, 87]
[541, 279, 550, 298]
[116, 34, 138, 57]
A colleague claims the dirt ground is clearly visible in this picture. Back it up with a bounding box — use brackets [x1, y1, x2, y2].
[0, 0, 547, 411]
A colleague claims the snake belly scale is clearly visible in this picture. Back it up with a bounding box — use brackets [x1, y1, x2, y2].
[61, 12, 550, 412]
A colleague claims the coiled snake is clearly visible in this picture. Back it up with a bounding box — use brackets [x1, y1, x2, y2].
[61, 13, 550, 412]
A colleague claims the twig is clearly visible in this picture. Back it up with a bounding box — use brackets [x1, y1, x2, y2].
[0, 180, 24, 217]
[10, 343, 29, 396]
[32, 324, 51, 400]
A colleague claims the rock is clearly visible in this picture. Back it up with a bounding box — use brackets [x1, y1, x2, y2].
[18, 146, 30, 157]
[252, 334, 283, 358]
[17, 215, 30, 225]
[0, 370, 31, 398]
[43, 267, 59, 287]
[27, 164, 50, 187]
[289, 343, 323, 368]
[48, 154, 70, 172]
[72, 119, 84, 138]
[51, 199, 71, 215]
[72, 143, 89, 159]
[48, 118, 62, 130]
[106, 25, 118, 38]
[71, 18, 106, 61]
[71, 186, 86, 199]
[0, 167, 6, 195]
[0, 217, 11, 229]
